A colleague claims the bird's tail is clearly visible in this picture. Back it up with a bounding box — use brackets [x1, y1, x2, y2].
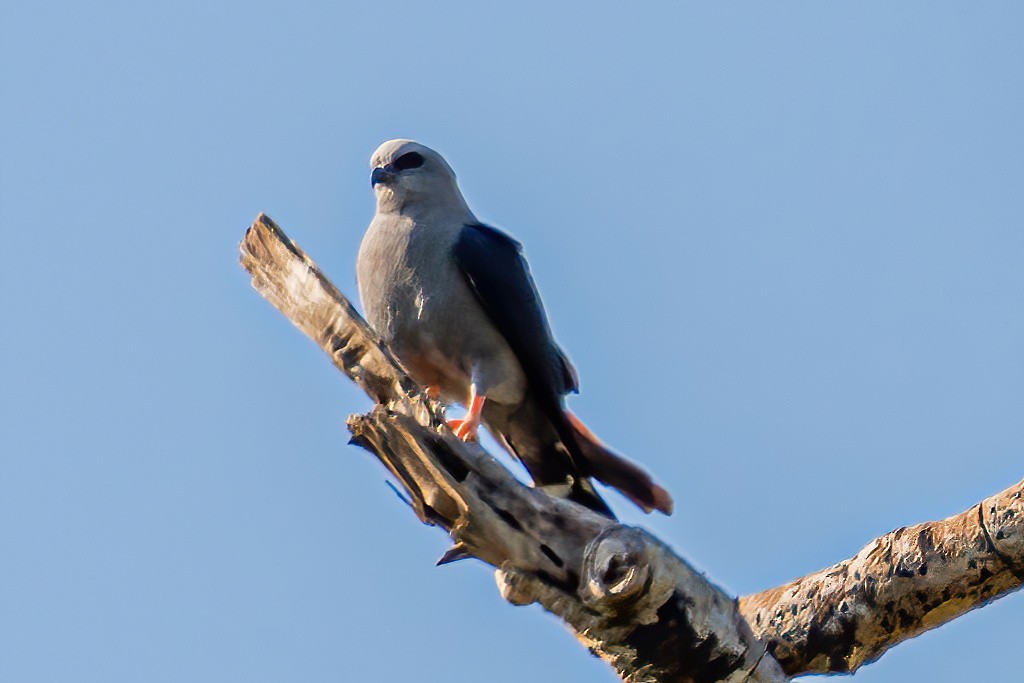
[565, 477, 617, 518]
[565, 412, 674, 515]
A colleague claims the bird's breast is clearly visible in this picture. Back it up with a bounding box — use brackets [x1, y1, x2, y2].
[356, 214, 526, 407]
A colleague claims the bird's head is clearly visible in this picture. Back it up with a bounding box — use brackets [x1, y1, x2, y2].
[369, 139, 470, 216]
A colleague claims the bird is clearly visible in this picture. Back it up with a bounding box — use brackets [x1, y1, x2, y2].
[356, 139, 673, 518]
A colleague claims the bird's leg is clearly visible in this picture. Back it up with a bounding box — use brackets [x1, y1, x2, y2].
[424, 385, 441, 401]
[447, 385, 485, 442]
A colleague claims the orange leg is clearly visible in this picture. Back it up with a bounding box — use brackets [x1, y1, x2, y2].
[424, 385, 441, 401]
[446, 387, 485, 442]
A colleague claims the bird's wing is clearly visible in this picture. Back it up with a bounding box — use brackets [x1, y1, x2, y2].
[452, 223, 577, 398]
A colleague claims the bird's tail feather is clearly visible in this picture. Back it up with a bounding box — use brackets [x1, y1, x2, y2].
[567, 477, 616, 518]
[540, 478, 616, 518]
[565, 412, 674, 515]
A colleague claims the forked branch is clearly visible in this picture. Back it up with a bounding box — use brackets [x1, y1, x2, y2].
[240, 213, 1022, 681]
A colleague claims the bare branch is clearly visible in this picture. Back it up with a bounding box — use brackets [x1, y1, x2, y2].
[740, 479, 1024, 675]
[346, 404, 788, 683]
[239, 213, 415, 404]
[239, 212, 1021, 681]
[240, 213, 787, 682]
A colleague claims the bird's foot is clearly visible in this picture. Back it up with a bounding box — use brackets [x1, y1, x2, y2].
[424, 385, 441, 401]
[447, 392, 485, 442]
[446, 417, 479, 442]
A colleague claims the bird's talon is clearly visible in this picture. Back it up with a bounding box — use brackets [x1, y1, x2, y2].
[455, 421, 478, 442]
[446, 418, 478, 441]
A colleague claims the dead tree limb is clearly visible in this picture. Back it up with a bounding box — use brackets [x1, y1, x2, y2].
[239, 213, 1022, 681]
[239, 213, 786, 682]
[740, 479, 1024, 674]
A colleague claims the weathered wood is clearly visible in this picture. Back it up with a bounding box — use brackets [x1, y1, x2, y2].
[240, 213, 787, 682]
[240, 212, 1022, 682]
[740, 479, 1024, 675]
[239, 213, 416, 405]
[348, 406, 787, 682]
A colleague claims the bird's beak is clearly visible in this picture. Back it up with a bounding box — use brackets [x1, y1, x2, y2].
[371, 166, 395, 187]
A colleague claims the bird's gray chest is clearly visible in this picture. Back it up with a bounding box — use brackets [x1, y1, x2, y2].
[359, 217, 442, 328]
[357, 217, 467, 375]
[358, 214, 527, 406]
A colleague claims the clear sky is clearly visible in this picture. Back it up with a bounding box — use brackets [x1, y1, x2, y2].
[2, 3, 1021, 681]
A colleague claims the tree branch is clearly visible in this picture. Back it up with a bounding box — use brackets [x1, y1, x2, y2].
[239, 212, 1021, 681]
[239, 213, 786, 682]
[739, 478, 1024, 675]
[238, 212, 415, 404]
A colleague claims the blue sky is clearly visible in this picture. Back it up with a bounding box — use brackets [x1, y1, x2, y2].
[2, 3, 1021, 681]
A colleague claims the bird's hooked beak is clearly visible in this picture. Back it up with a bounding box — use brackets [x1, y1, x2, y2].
[371, 165, 396, 187]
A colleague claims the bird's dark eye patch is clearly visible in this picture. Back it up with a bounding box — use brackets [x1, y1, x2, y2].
[392, 151, 425, 171]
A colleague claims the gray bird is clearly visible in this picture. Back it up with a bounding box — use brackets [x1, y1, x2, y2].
[356, 139, 673, 518]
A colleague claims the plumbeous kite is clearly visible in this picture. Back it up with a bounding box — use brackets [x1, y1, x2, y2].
[356, 139, 672, 518]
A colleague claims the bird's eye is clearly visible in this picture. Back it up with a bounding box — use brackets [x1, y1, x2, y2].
[392, 151, 425, 171]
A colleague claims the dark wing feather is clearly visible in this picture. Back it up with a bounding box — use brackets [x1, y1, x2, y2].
[454, 223, 616, 518]
[452, 223, 574, 399]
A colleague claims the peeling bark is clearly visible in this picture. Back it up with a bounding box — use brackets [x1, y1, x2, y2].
[239, 213, 1022, 682]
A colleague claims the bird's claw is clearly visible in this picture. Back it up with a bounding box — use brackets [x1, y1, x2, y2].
[446, 391, 485, 441]
[446, 418, 479, 442]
